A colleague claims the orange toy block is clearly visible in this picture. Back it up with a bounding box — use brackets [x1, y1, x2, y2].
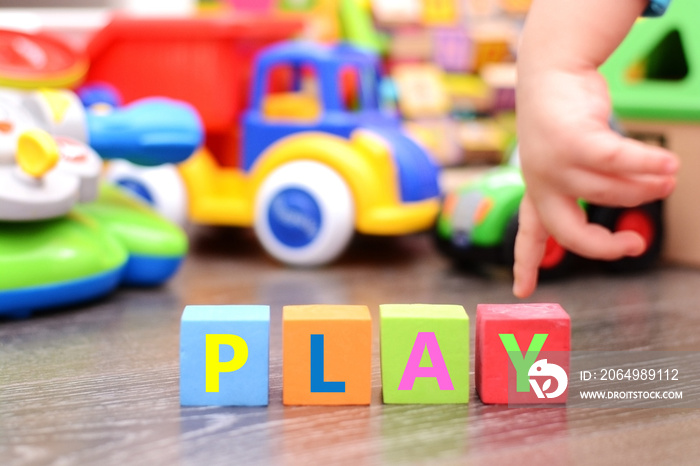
[283, 305, 372, 405]
[500, 0, 532, 15]
[471, 21, 516, 71]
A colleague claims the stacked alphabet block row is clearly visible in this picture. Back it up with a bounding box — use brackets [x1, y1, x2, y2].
[180, 303, 570, 406]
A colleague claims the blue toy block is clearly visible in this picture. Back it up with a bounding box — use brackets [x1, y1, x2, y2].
[180, 305, 270, 406]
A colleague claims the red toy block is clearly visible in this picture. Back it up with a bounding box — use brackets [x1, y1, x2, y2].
[475, 303, 570, 405]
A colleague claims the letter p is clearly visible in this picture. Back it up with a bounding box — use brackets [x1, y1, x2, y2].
[205, 334, 249, 392]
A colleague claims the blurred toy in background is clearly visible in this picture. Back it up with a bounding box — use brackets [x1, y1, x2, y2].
[190, 0, 524, 167]
[83, 14, 440, 267]
[228, 0, 275, 12]
[85, 14, 303, 168]
[0, 88, 102, 221]
[601, 0, 700, 269]
[432, 27, 471, 73]
[434, 147, 664, 279]
[354, 0, 524, 167]
[0, 29, 89, 90]
[0, 29, 203, 318]
[225, 0, 342, 43]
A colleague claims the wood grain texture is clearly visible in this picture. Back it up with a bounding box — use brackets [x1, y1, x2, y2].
[2, 227, 700, 465]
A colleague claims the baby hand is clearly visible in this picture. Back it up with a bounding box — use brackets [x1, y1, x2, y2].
[513, 69, 678, 298]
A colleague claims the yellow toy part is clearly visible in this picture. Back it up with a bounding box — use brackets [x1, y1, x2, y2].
[37, 88, 73, 123]
[262, 93, 320, 122]
[423, 0, 459, 26]
[247, 131, 438, 235]
[178, 147, 254, 226]
[443, 73, 493, 114]
[17, 128, 60, 177]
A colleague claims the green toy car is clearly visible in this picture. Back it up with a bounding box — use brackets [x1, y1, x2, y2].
[434, 163, 664, 277]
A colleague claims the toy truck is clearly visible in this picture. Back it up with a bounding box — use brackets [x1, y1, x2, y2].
[83, 15, 441, 266]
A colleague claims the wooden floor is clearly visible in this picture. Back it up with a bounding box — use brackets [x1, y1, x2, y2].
[3, 226, 700, 466]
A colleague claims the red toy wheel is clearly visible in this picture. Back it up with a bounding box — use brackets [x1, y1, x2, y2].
[615, 208, 656, 250]
[589, 201, 664, 273]
[503, 213, 575, 279]
[540, 236, 567, 269]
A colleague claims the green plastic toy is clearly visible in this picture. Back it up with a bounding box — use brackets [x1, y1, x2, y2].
[0, 83, 196, 318]
[0, 184, 187, 318]
[339, 0, 388, 55]
[602, 0, 700, 121]
[434, 159, 664, 277]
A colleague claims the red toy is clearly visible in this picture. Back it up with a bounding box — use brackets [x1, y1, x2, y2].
[475, 303, 570, 404]
[85, 13, 303, 167]
[0, 29, 88, 89]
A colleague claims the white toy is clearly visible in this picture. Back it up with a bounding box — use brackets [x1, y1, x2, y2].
[0, 88, 101, 221]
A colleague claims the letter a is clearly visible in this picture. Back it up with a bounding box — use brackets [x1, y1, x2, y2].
[398, 332, 454, 390]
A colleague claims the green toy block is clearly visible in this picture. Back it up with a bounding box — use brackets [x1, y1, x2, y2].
[380, 304, 470, 404]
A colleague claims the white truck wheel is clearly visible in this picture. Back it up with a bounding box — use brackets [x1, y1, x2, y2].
[254, 160, 355, 266]
[105, 160, 188, 226]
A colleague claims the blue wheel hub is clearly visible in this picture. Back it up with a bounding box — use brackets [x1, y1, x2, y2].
[268, 188, 322, 248]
